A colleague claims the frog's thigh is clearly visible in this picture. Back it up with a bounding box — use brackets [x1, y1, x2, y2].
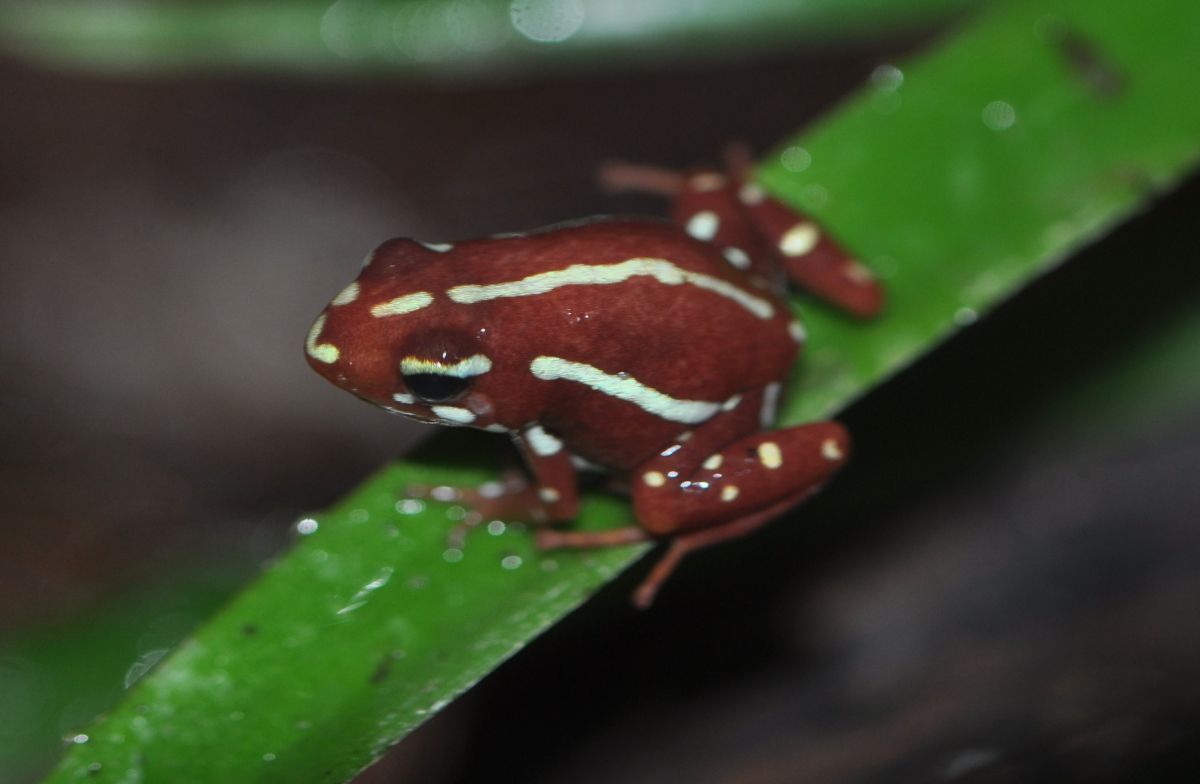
[632, 420, 851, 536]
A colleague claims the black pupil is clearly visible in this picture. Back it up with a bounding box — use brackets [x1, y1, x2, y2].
[403, 373, 470, 403]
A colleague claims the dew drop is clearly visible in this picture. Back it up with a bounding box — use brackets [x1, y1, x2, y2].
[780, 145, 812, 173]
[982, 100, 1016, 131]
[870, 63, 904, 91]
[396, 499, 425, 515]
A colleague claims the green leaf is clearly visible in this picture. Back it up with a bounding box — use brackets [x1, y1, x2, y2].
[0, 576, 246, 782]
[43, 0, 1200, 781]
[0, 0, 976, 78]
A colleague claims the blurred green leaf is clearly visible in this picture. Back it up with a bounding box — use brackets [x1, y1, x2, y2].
[0, 0, 978, 78]
[0, 574, 245, 782]
[41, 0, 1200, 781]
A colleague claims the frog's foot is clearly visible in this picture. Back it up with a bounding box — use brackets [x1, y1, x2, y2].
[597, 160, 684, 197]
[534, 526, 650, 550]
[405, 470, 551, 548]
[534, 495, 800, 609]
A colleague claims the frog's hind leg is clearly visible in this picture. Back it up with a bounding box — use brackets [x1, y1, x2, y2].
[541, 416, 852, 608]
[738, 186, 885, 318]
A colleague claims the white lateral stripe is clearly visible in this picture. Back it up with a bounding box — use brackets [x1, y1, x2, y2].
[369, 291, 434, 318]
[400, 354, 492, 378]
[530, 356, 720, 424]
[447, 258, 773, 320]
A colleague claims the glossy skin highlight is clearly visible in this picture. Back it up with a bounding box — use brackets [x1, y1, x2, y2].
[307, 156, 882, 606]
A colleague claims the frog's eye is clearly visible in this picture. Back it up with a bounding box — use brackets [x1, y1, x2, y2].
[399, 354, 492, 404]
[403, 373, 471, 403]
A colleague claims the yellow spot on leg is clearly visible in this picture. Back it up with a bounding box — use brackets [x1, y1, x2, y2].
[780, 222, 820, 257]
[757, 441, 783, 469]
[703, 454, 723, 471]
[643, 471, 666, 488]
[821, 438, 844, 461]
[721, 485, 740, 502]
[788, 320, 807, 343]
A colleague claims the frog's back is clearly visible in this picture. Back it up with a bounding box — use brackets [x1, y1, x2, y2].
[445, 218, 800, 402]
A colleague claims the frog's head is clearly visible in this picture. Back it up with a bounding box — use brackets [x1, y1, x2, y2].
[305, 238, 499, 429]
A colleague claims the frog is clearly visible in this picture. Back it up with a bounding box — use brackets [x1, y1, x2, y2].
[306, 150, 883, 607]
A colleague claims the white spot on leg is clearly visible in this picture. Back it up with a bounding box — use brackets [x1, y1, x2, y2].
[821, 438, 844, 461]
[331, 281, 360, 306]
[686, 210, 720, 241]
[702, 454, 723, 471]
[643, 471, 666, 488]
[722, 246, 751, 269]
[305, 315, 339, 364]
[525, 425, 563, 457]
[757, 441, 783, 469]
[721, 485, 740, 502]
[530, 356, 721, 424]
[780, 222, 821, 257]
[721, 394, 743, 412]
[538, 487, 561, 504]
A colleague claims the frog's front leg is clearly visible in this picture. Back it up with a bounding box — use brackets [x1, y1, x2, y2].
[511, 424, 581, 523]
[409, 424, 582, 529]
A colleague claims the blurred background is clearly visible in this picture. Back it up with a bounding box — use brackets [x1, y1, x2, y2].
[2, 1, 1198, 781]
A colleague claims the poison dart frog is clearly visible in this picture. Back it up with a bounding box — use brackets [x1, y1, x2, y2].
[306, 149, 883, 607]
